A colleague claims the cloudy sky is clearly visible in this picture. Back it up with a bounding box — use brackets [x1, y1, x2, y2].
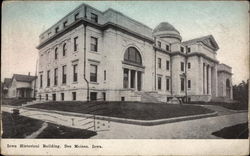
[2, 1, 249, 84]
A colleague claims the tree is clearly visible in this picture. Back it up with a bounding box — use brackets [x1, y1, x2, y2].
[233, 80, 249, 106]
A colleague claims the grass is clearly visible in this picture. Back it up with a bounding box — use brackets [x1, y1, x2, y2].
[2, 112, 44, 138]
[37, 123, 96, 138]
[1, 112, 97, 138]
[28, 101, 214, 120]
[212, 122, 248, 139]
[2, 98, 34, 106]
[187, 101, 248, 110]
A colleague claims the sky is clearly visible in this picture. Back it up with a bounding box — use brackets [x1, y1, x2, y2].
[2, 1, 249, 84]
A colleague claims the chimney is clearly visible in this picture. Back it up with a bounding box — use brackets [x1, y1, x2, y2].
[28, 72, 30, 76]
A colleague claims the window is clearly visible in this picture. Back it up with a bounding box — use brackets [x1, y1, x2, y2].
[104, 70, 106, 81]
[74, 37, 78, 51]
[166, 45, 170, 51]
[90, 13, 98, 23]
[55, 27, 59, 33]
[46, 94, 48, 101]
[52, 94, 56, 101]
[90, 64, 97, 82]
[61, 93, 64, 101]
[181, 78, 185, 91]
[73, 64, 78, 82]
[63, 43, 67, 56]
[121, 97, 125, 101]
[90, 37, 98, 52]
[47, 70, 50, 87]
[63, 21, 68, 28]
[158, 58, 161, 69]
[62, 65, 67, 84]
[166, 60, 170, 70]
[180, 46, 184, 53]
[158, 76, 162, 90]
[166, 78, 170, 91]
[187, 47, 191, 53]
[188, 62, 191, 69]
[90, 92, 97, 101]
[72, 92, 76, 101]
[157, 41, 161, 48]
[124, 47, 142, 65]
[123, 69, 129, 88]
[54, 48, 58, 60]
[181, 62, 185, 72]
[188, 80, 191, 89]
[54, 68, 58, 86]
[102, 92, 106, 101]
[40, 74, 43, 88]
[74, 13, 79, 21]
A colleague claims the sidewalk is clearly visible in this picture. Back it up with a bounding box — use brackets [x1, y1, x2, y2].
[2, 105, 248, 139]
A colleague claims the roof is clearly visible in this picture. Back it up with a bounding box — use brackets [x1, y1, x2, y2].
[13, 74, 37, 82]
[3, 78, 12, 87]
[153, 22, 180, 34]
[182, 35, 219, 51]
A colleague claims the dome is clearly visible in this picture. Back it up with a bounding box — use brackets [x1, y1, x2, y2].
[153, 22, 182, 41]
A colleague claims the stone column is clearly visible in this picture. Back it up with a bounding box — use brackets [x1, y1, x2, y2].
[214, 65, 218, 97]
[204, 64, 207, 95]
[208, 66, 212, 95]
[135, 71, 138, 90]
[128, 69, 131, 89]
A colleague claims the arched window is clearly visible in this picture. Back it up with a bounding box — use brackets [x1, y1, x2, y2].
[54, 47, 58, 59]
[124, 47, 142, 65]
[63, 43, 67, 56]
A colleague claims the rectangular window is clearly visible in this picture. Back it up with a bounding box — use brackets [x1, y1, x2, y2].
[47, 70, 50, 87]
[55, 48, 58, 60]
[46, 94, 48, 101]
[188, 62, 191, 69]
[181, 78, 185, 91]
[40, 74, 43, 88]
[104, 70, 106, 81]
[123, 69, 129, 88]
[166, 45, 170, 51]
[166, 78, 170, 91]
[166, 60, 170, 70]
[158, 58, 161, 69]
[157, 41, 161, 48]
[158, 76, 162, 90]
[61, 93, 64, 101]
[90, 64, 97, 82]
[74, 36, 78, 51]
[187, 47, 191, 53]
[102, 92, 106, 101]
[181, 46, 184, 53]
[63, 21, 68, 28]
[73, 64, 78, 82]
[54, 68, 58, 86]
[188, 80, 191, 89]
[72, 92, 76, 101]
[90, 37, 98, 52]
[181, 62, 185, 72]
[52, 94, 56, 101]
[90, 92, 97, 101]
[55, 27, 59, 33]
[74, 13, 79, 21]
[90, 13, 98, 23]
[62, 65, 67, 84]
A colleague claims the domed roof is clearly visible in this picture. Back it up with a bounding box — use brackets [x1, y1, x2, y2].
[153, 22, 180, 34]
[153, 22, 182, 42]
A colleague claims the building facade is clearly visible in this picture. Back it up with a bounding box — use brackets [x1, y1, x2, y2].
[36, 3, 233, 102]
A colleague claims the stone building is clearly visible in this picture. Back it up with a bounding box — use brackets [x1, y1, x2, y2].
[36, 3, 233, 102]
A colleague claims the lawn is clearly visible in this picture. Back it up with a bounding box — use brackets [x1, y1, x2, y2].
[2, 98, 34, 106]
[187, 101, 248, 111]
[28, 101, 214, 120]
[1, 112, 97, 138]
[212, 122, 248, 139]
